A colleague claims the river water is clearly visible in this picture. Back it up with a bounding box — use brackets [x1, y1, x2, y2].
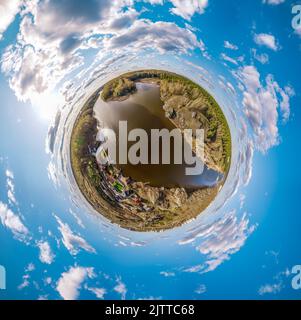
[94, 82, 222, 189]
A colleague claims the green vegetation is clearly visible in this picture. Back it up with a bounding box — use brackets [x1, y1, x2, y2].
[70, 90, 102, 191]
[101, 77, 137, 101]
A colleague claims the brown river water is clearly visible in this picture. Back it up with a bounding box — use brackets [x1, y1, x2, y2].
[94, 82, 222, 189]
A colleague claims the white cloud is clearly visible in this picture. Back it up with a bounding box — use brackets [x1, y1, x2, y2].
[254, 33, 279, 51]
[37, 241, 55, 264]
[160, 271, 176, 277]
[0, 0, 137, 102]
[18, 274, 30, 290]
[221, 53, 238, 65]
[252, 48, 269, 64]
[5, 169, 17, 206]
[238, 65, 294, 152]
[57, 266, 94, 300]
[0, 201, 29, 241]
[195, 284, 206, 294]
[278, 85, 295, 122]
[25, 263, 35, 272]
[104, 19, 205, 55]
[239, 194, 246, 209]
[88, 287, 107, 299]
[44, 277, 52, 285]
[0, 0, 21, 40]
[55, 215, 96, 255]
[7, 189, 17, 206]
[69, 209, 85, 229]
[169, 0, 208, 21]
[218, 76, 236, 95]
[263, 0, 285, 5]
[1, 1, 205, 103]
[258, 282, 282, 295]
[142, 0, 164, 4]
[181, 211, 256, 273]
[224, 41, 238, 50]
[47, 161, 59, 186]
[243, 140, 254, 185]
[258, 267, 291, 296]
[114, 278, 127, 300]
[226, 81, 235, 95]
[5, 169, 14, 179]
[1, 42, 83, 102]
[195, 212, 256, 273]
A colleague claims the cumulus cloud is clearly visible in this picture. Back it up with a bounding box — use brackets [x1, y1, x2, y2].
[57, 266, 94, 300]
[254, 33, 279, 51]
[109, 9, 139, 31]
[0, 202, 29, 241]
[1, 0, 206, 103]
[238, 65, 294, 152]
[37, 241, 55, 264]
[180, 211, 256, 273]
[1, 41, 83, 102]
[169, 0, 208, 21]
[54, 215, 96, 255]
[104, 19, 205, 55]
[32, 0, 111, 37]
[0, 0, 136, 101]
[0, 0, 21, 40]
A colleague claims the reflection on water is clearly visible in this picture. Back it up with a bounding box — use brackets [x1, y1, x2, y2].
[94, 82, 222, 189]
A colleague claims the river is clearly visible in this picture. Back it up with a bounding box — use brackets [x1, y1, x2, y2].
[94, 82, 222, 189]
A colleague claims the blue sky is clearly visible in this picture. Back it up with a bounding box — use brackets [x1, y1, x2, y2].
[0, 0, 301, 300]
